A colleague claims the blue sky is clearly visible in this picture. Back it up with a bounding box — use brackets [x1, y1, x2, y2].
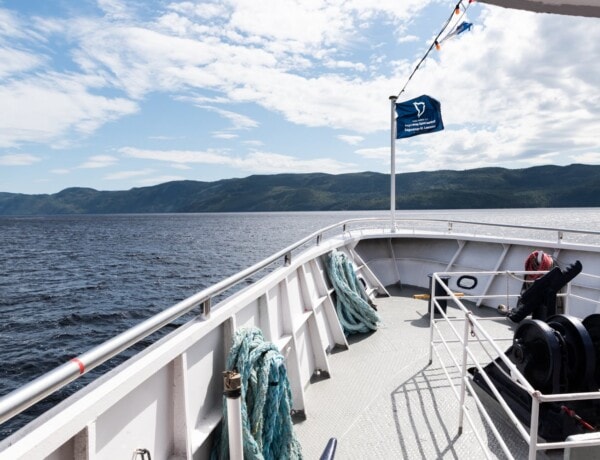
[1, 0, 598, 194]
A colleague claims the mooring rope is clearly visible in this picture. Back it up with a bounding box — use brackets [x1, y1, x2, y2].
[326, 250, 380, 335]
[212, 327, 302, 460]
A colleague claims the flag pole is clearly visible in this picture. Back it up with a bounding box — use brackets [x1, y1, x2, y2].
[389, 95, 397, 232]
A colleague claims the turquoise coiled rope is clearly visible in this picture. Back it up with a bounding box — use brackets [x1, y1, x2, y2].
[212, 327, 302, 459]
[326, 250, 380, 335]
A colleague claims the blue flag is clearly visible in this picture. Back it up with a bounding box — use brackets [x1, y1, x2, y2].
[396, 95, 444, 139]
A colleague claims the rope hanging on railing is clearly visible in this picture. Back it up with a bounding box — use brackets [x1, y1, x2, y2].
[326, 250, 380, 335]
[212, 327, 302, 460]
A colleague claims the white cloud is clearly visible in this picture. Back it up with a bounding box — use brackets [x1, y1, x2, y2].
[574, 152, 600, 164]
[119, 146, 357, 174]
[355, 147, 388, 160]
[78, 155, 118, 169]
[171, 163, 192, 170]
[338, 135, 364, 145]
[0, 0, 435, 154]
[235, 151, 357, 174]
[388, 7, 600, 169]
[97, 0, 135, 20]
[0, 9, 26, 38]
[166, 2, 228, 20]
[398, 34, 419, 43]
[323, 59, 366, 71]
[61, 1, 432, 135]
[0, 75, 138, 148]
[0, 153, 41, 166]
[199, 106, 258, 130]
[1, 1, 598, 180]
[0, 47, 44, 78]
[213, 131, 239, 139]
[121, 146, 230, 164]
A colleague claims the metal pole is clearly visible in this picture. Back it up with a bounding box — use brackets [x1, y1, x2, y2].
[457, 311, 471, 435]
[389, 95, 397, 232]
[528, 391, 541, 460]
[224, 371, 244, 460]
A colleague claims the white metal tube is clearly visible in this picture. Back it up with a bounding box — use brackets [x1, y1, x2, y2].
[528, 392, 541, 460]
[227, 396, 244, 460]
[389, 95, 397, 232]
[224, 371, 244, 459]
[457, 312, 471, 434]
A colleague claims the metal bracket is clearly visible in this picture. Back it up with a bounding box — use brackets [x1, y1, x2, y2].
[201, 298, 211, 320]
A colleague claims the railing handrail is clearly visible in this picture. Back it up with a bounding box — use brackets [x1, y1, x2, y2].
[405, 217, 600, 237]
[0, 217, 389, 425]
[429, 270, 600, 459]
[2, 216, 600, 426]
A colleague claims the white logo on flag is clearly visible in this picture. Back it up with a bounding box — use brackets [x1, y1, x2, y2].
[413, 102, 426, 118]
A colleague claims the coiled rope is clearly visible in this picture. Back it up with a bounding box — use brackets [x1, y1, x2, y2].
[212, 327, 302, 460]
[326, 250, 380, 335]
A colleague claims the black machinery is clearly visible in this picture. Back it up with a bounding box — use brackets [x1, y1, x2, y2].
[470, 261, 600, 441]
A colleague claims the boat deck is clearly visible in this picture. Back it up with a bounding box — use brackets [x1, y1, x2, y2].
[294, 285, 561, 459]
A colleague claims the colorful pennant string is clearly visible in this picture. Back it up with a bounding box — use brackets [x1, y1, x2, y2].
[396, 0, 476, 97]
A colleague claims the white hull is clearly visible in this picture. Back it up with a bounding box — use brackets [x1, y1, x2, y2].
[2, 219, 600, 459]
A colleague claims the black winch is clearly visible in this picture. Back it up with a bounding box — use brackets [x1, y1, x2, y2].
[471, 314, 600, 441]
[470, 261, 600, 441]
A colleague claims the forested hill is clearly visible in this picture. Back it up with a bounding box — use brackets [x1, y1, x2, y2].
[1, 164, 599, 215]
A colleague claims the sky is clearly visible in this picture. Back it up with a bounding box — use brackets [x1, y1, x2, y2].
[0, 0, 598, 195]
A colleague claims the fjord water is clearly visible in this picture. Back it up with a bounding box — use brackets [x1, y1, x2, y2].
[1, 208, 599, 438]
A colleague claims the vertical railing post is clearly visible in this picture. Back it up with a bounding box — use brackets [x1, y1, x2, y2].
[427, 274, 437, 365]
[201, 298, 211, 320]
[389, 95, 397, 233]
[224, 371, 243, 460]
[457, 311, 471, 435]
[528, 391, 541, 460]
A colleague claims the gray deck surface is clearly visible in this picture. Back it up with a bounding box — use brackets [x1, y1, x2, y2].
[293, 286, 563, 460]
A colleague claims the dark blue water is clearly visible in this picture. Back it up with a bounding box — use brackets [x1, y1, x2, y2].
[2, 208, 599, 439]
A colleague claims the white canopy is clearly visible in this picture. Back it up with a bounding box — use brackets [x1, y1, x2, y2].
[480, 0, 600, 18]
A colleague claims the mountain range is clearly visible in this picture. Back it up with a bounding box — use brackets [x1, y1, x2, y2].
[1, 164, 599, 215]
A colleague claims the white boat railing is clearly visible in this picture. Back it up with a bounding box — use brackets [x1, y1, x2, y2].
[0, 217, 388, 426]
[2, 217, 600, 428]
[428, 271, 600, 460]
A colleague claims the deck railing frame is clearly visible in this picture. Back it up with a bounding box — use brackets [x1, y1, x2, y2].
[2, 217, 600, 426]
[428, 271, 600, 460]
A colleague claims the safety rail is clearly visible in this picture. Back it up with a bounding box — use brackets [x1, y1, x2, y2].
[2, 217, 600, 426]
[0, 216, 387, 425]
[428, 271, 600, 460]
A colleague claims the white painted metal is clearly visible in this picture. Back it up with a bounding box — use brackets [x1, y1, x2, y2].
[429, 278, 600, 458]
[3, 218, 600, 459]
[480, 0, 600, 17]
[475, 243, 509, 307]
[226, 394, 243, 460]
[389, 95, 397, 232]
[0, 217, 385, 426]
